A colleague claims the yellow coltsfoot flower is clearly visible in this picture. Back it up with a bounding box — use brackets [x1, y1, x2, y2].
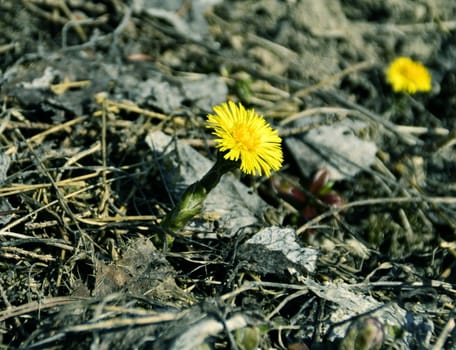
[161, 101, 283, 233]
[207, 101, 283, 177]
[386, 57, 432, 94]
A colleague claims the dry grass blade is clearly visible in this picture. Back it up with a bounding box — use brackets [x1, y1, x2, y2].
[1, 0, 456, 348]
[0, 296, 87, 322]
[297, 196, 456, 235]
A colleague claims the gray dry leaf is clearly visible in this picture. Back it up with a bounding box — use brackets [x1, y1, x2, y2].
[2, 54, 227, 119]
[180, 75, 228, 111]
[241, 226, 318, 274]
[133, 0, 222, 41]
[302, 278, 434, 348]
[131, 73, 227, 113]
[285, 119, 378, 180]
[292, 0, 349, 37]
[146, 131, 268, 236]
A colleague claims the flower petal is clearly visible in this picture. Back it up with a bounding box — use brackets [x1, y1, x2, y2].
[207, 101, 283, 176]
[386, 57, 432, 94]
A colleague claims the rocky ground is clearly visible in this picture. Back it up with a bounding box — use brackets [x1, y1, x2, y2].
[0, 1, 456, 349]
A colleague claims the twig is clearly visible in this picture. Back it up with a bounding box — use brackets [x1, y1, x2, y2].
[394, 124, 449, 136]
[21, 0, 70, 24]
[0, 246, 55, 262]
[266, 289, 309, 320]
[297, 196, 456, 234]
[317, 91, 421, 145]
[433, 317, 455, 350]
[0, 296, 86, 322]
[56, 142, 101, 181]
[352, 280, 456, 295]
[359, 20, 456, 34]
[0, 42, 18, 55]
[93, 97, 169, 121]
[293, 60, 376, 98]
[0, 171, 104, 197]
[64, 312, 184, 332]
[76, 215, 158, 226]
[49, 80, 91, 95]
[57, 0, 88, 41]
[220, 281, 306, 302]
[279, 106, 352, 126]
[98, 96, 110, 216]
[0, 180, 97, 233]
[61, 15, 109, 48]
[0, 237, 75, 251]
[12, 130, 82, 238]
[28, 115, 88, 144]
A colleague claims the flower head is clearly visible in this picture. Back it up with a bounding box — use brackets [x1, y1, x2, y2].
[207, 101, 283, 176]
[386, 57, 432, 94]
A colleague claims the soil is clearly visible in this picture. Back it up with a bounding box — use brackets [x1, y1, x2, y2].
[0, 1, 455, 349]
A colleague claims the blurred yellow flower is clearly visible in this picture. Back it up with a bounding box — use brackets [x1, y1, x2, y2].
[207, 101, 283, 177]
[386, 57, 432, 94]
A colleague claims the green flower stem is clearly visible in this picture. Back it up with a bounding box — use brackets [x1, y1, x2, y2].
[161, 153, 238, 233]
